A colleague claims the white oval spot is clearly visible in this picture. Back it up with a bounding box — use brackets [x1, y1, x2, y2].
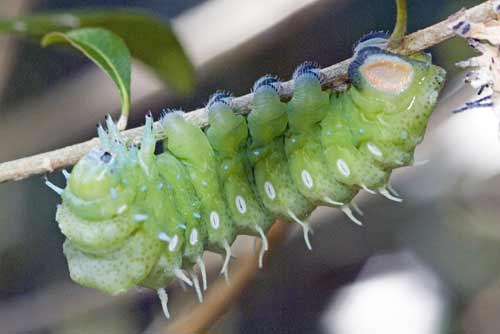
[190, 229, 199, 245]
[168, 235, 179, 252]
[301, 170, 314, 189]
[367, 143, 383, 157]
[336, 159, 351, 177]
[117, 205, 128, 214]
[210, 211, 220, 229]
[235, 196, 247, 214]
[264, 181, 276, 200]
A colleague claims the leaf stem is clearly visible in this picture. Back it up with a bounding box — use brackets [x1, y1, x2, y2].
[388, 0, 407, 49]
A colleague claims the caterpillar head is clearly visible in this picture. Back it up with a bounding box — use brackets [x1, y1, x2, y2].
[62, 116, 139, 221]
[348, 46, 446, 113]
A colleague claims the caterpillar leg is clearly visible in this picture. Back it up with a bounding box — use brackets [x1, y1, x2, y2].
[220, 239, 232, 285]
[190, 271, 203, 303]
[174, 268, 193, 287]
[378, 187, 403, 202]
[351, 201, 364, 216]
[387, 182, 400, 197]
[412, 159, 430, 167]
[62, 169, 70, 180]
[361, 184, 376, 195]
[287, 210, 313, 250]
[45, 178, 64, 195]
[341, 205, 363, 226]
[323, 196, 344, 206]
[157, 288, 170, 319]
[255, 225, 269, 268]
[196, 256, 208, 291]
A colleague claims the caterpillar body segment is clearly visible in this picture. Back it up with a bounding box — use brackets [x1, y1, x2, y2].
[248, 77, 314, 220]
[285, 63, 356, 207]
[206, 93, 273, 236]
[161, 111, 236, 254]
[155, 152, 205, 267]
[50, 33, 446, 317]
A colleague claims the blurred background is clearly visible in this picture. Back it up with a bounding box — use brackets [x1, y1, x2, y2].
[1, 0, 499, 333]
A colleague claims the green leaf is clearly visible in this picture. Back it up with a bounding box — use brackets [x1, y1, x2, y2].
[42, 28, 131, 128]
[0, 10, 194, 94]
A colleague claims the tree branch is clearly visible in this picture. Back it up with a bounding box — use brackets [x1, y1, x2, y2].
[0, 0, 496, 184]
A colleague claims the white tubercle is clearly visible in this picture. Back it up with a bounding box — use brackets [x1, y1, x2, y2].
[379, 188, 403, 202]
[157, 288, 170, 319]
[197, 256, 208, 291]
[323, 196, 344, 206]
[288, 210, 313, 251]
[174, 268, 193, 287]
[341, 205, 363, 226]
[255, 225, 269, 268]
[45, 180, 64, 195]
[220, 239, 232, 285]
[361, 184, 376, 194]
[62, 169, 70, 180]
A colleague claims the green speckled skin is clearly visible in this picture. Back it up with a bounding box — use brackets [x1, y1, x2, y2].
[285, 71, 356, 205]
[206, 97, 273, 235]
[52, 41, 446, 297]
[162, 112, 235, 253]
[155, 152, 206, 266]
[248, 83, 314, 220]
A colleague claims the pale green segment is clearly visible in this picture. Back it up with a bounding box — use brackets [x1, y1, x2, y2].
[321, 91, 391, 189]
[286, 130, 355, 205]
[251, 138, 313, 218]
[286, 75, 355, 205]
[321, 52, 446, 189]
[136, 179, 184, 289]
[134, 117, 185, 289]
[64, 229, 162, 295]
[62, 185, 135, 221]
[206, 104, 248, 157]
[287, 77, 329, 131]
[163, 112, 235, 252]
[156, 152, 206, 265]
[56, 203, 137, 255]
[207, 103, 273, 235]
[247, 89, 288, 147]
[247, 87, 312, 218]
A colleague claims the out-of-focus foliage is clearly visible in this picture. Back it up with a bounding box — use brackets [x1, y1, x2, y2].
[0, 10, 194, 94]
[42, 28, 131, 121]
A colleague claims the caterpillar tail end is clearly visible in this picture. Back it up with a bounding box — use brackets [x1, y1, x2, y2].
[288, 210, 313, 251]
[157, 288, 170, 319]
[341, 205, 363, 226]
[220, 239, 232, 285]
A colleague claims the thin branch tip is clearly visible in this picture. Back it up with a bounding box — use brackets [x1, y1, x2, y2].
[0, 0, 496, 184]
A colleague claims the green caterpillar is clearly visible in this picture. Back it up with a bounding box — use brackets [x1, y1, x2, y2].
[46, 33, 446, 318]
